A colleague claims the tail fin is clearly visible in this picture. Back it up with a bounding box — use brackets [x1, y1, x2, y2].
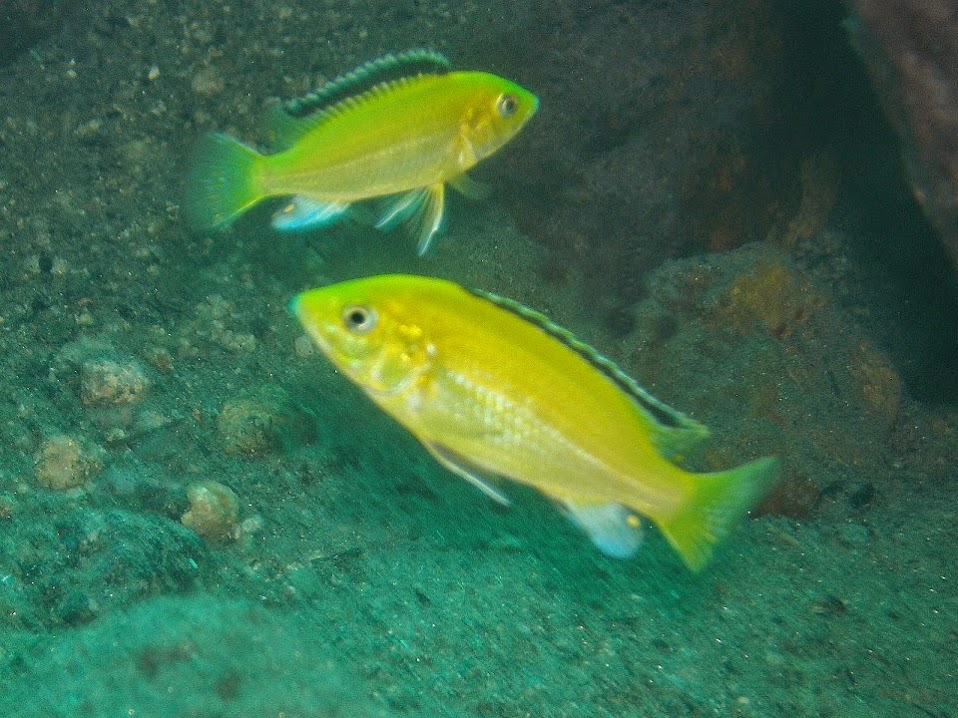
[185, 133, 264, 231]
[657, 457, 780, 572]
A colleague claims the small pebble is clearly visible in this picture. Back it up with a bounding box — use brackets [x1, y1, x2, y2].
[35, 434, 106, 490]
[181, 480, 240, 540]
[191, 66, 224, 97]
[217, 398, 278, 456]
[81, 358, 151, 406]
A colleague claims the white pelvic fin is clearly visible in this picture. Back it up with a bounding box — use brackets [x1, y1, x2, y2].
[450, 173, 491, 200]
[375, 189, 423, 230]
[375, 184, 446, 255]
[562, 501, 643, 558]
[423, 440, 511, 506]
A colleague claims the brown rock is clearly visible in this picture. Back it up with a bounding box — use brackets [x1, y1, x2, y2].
[35, 434, 106, 490]
[80, 358, 151, 407]
[849, 0, 958, 269]
[181, 481, 240, 541]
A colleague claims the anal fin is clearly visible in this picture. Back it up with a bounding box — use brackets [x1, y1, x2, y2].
[272, 196, 349, 231]
[562, 501, 643, 558]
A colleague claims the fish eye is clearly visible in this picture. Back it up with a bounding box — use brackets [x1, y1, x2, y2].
[496, 93, 518, 118]
[342, 305, 377, 334]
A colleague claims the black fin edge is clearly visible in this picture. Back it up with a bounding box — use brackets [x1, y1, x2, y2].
[466, 288, 692, 431]
[283, 49, 451, 118]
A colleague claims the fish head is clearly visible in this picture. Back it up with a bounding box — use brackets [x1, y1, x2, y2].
[459, 73, 538, 162]
[291, 276, 435, 397]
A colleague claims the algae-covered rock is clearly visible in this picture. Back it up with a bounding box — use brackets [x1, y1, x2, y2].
[34, 434, 106, 490]
[49, 338, 154, 410]
[80, 357, 151, 407]
[217, 397, 280, 456]
[181, 480, 240, 541]
[621, 244, 904, 516]
[216, 386, 316, 457]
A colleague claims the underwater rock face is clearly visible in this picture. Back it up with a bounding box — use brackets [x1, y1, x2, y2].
[622, 243, 904, 517]
[849, 0, 958, 269]
[501, 0, 816, 301]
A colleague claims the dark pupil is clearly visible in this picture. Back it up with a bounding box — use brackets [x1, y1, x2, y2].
[347, 309, 367, 327]
[500, 95, 516, 116]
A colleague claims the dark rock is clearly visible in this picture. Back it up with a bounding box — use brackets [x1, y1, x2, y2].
[848, 0, 958, 270]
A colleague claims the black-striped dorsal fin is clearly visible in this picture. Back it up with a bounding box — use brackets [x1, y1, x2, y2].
[283, 49, 451, 118]
[468, 288, 711, 459]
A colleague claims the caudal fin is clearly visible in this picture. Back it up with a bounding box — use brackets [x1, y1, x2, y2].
[657, 456, 780, 571]
[185, 133, 264, 231]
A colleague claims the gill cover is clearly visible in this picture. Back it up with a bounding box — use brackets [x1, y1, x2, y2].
[458, 76, 538, 167]
[336, 303, 433, 396]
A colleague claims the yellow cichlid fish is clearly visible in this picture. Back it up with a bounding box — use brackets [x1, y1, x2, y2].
[186, 50, 538, 254]
[292, 275, 780, 571]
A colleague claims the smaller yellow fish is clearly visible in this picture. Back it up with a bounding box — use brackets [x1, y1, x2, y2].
[292, 275, 780, 571]
[186, 50, 538, 254]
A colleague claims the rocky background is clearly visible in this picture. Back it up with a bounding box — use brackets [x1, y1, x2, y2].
[0, 1, 955, 717]
[849, 0, 958, 271]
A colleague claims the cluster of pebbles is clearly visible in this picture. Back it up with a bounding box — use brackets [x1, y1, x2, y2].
[33, 342, 269, 543]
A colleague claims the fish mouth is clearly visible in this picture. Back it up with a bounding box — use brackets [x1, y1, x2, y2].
[308, 322, 336, 353]
[289, 293, 335, 353]
[527, 92, 540, 118]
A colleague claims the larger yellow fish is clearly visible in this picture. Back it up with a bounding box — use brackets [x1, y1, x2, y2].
[186, 50, 538, 254]
[292, 275, 780, 570]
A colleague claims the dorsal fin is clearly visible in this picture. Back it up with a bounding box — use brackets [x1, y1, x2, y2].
[266, 49, 452, 149]
[283, 49, 451, 118]
[468, 288, 711, 459]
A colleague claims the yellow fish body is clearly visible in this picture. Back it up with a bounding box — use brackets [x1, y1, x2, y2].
[292, 275, 780, 570]
[186, 50, 538, 254]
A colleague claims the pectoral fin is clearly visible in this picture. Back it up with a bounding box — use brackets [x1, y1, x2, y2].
[562, 501, 643, 558]
[422, 440, 511, 506]
[271, 196, 349, 231]
[375, 184, 446, 255]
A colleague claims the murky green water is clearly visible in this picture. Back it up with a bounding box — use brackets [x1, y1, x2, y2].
[0, 2, 955, 716]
